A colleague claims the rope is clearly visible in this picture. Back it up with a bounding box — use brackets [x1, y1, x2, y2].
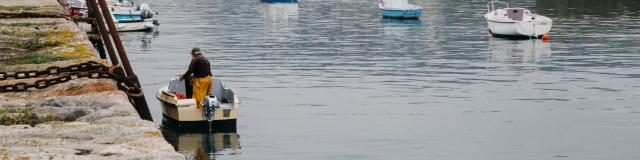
[141, 80, 172, 86]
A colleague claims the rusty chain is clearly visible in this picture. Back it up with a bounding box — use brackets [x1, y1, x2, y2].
[0, 61, 108, 80]
[0, 61, 142, 95]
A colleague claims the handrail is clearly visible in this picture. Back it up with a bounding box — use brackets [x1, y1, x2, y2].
[487, 1, 509, 12]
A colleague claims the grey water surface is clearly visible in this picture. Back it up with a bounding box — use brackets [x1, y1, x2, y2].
[118, 0, 640, 159]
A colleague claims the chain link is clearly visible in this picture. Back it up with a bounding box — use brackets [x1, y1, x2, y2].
[0, 61, 108, 80]
[0, 61, 133, 93]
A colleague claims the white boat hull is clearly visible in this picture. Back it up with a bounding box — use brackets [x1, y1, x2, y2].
[157, 86, 239, 122]
[487, 20, 552, 37]
[116, 20, 157, 32]
[77, 21, 156, 32]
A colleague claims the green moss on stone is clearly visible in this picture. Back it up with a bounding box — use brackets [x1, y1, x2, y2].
[0, 5, 63, 17]
[0, 6, 38, 12]
[3, 22, 58, 29]
[8, 38, 61, 51]
[0, 107, 61, 126]
[8, 52, 68, 65]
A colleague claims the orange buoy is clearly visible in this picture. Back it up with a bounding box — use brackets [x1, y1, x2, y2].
[542, 33, 550, 41]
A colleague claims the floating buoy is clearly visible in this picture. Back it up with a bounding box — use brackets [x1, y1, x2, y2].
[542, 33, 550, 41]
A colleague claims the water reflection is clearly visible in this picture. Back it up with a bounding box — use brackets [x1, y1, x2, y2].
[380, 18, 422, 40]
[380, 18, 422, 27]
[487, 39, 551, 63]
[536, 0, 640, 17]
[161, 124, 241, 160]
[261, 3, 298, 33]
[119, 31, 160, 51]
[121, 0, 640, 159]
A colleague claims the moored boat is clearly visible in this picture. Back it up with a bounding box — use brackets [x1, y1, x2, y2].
[157, 76, 239, 130]
[379, 0, 422, 19]
[484, 1, 552, 38]
[260, 0, 297, 3]
[69, 0, 159, 32]
[110, 0, 159, 31]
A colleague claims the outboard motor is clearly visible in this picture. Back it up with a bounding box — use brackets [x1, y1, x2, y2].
[141, 9, 153, 19]
[153, 19, 160, 26]
[202, 95, 219, 130]
[139, 3, 153, 19]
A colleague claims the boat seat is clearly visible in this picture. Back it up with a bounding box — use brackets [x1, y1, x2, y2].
[211, 78, 224, 99]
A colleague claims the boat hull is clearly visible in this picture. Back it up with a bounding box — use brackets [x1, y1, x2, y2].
[260, 0, 297, 3]
[113, 14, 143, 20]
[156, 79, 239, 131]
[77, 19, 157, 32]
[158, 97, 237, 131]
[162, 114, 237, 132]
[157, 94, 238, 121]
[116, 19, 157, 32]
[487, 20, 552, 38]
[382, 9, 422, 19]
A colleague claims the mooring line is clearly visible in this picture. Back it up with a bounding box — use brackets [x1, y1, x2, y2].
[141, 80, 172, 86]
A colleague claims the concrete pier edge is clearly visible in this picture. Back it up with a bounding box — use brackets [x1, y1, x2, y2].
[0, 0, 183, 159]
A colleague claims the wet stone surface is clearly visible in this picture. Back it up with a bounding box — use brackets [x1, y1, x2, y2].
[1, 0, 183, 159]
[0, 79, 184, 159]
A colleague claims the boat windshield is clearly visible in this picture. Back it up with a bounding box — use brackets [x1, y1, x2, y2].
[487, 1, 509, 12]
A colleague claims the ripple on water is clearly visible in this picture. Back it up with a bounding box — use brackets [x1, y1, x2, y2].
[121, 0, 640, 159]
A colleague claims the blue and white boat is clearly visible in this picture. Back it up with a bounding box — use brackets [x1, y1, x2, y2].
[379, 0, 422, 19]
[110, 0, 159, 32]
[260, 0, 297, 3]
[71, 0, 159, 32]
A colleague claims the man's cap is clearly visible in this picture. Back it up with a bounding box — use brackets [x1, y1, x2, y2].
[191, 48, 201, 54]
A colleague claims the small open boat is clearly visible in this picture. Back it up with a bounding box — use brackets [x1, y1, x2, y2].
[157, 76, 239, 130]
[484, 1, 552, 38]
[70, 0, 159, 32]
[379, 0, 422, 19]
[110, 0, 159, 31]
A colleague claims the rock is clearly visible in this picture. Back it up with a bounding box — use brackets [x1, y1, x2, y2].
[0, 98, 28, 108]
[0, 96, 184, 159]
[0, 86, 183, 159]
[31, 91, 130, 121]
[35, 78, 119, 98]
[0, 0, 67, 18]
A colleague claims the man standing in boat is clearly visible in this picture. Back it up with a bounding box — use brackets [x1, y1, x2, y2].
[180, 48, 212, 109]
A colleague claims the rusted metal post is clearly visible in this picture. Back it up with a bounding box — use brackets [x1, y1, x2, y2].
[85, 0, 119, 66]
[84, 4, 106, 60]
[97, 0, 139, 87]
[85, 0, 153, 121]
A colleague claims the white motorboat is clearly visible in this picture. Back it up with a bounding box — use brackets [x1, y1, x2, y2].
[157, 76, 239, 130]
[110, 0, 159, 31]
[484, 1, 552, 38]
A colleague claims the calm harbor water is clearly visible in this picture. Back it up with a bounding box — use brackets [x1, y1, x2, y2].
[119, 0, 640, 159]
